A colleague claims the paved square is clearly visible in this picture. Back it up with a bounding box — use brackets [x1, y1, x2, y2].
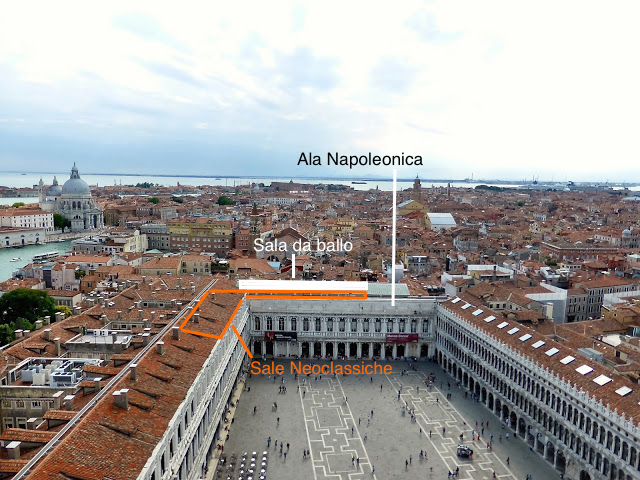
[217, 359, 559, 480]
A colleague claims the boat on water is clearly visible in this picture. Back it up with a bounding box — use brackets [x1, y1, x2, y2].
[10, 257, 21, 262]
[32, 251, 59, 263]
[352, 181, 367, 184]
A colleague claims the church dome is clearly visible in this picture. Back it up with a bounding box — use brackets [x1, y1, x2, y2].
[62, 164, 91, 195]
[47, 176, 62, 196]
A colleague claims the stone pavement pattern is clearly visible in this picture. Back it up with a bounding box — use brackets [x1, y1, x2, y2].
[221, 360, 559, 480]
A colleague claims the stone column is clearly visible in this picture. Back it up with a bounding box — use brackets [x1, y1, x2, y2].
[262, 341, 266, 356]
[370, 342, 374, 358]
[333, 341, 338, 359]
[273, 342, 278, 357]
[382, 342, 386, 358]
[392, 344, 397, 358]
[286, 342, 290, 357]
[321, 342, 326, 358]
[357, 343, 362, 358]
[298, 342, 302, 357]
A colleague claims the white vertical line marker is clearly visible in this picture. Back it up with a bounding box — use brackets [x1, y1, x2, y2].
[292, 253, 296, 279]
[392, 169, 397, 306]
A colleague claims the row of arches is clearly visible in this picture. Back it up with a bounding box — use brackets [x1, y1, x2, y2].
[252, 340, 431, 359]
[435, 310, 638, 480]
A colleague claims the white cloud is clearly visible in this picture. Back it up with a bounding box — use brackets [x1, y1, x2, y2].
[0, 1, 639, 180]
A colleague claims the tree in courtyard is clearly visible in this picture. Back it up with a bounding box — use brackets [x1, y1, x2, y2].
[53, 213, 71, 232]
[217, 195, 234, 206]
[11, 202, 25, 207]
[0, 289, 56, 326]
[148, 197, 160, 204]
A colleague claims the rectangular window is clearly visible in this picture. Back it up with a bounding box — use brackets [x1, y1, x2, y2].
[303, 318, 309, 331]
[387, 320, 393, 333]
[279, 318, 285, 331]
[15, 400, 25, 409]
[266, 317, 273, 330]
[422, 320, 429, 333]
[351, 319, 357, 332]
[411, 319, 417, 333]
[339, 318, 345, 332]
[399, 320, 406, 333]
[327, 318, 333, 332]
[290, 318, 297, 331]
[375, 319, 381, 333]
[363, 319, 369, 332]
[315, 318, 321, 331]
[31, 401, 41, 409]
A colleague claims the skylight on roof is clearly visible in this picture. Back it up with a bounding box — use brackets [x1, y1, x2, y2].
[519, 334, 532, 342]
[484, 315, 496, 323]
[560, 356, 575, 365]
[451, 298, 462, 304]
[507, 327, 520, 335]
[593, 375, 612, 386]
[545, 348, 559, 356]
[461, 304, 472, 310]
[576, 365, 594, 375]
[497, 322, 509, 329]
[472, 309, 483, 316]
[532, 340, 545, 349]
[616, 386, 632, 396]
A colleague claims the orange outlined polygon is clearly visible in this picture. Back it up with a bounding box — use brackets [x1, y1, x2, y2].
[179, 289, 368, 359]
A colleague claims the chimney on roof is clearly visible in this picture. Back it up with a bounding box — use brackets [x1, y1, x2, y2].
[130, 363, 138, 381]
[6, 441, 20, 460]
[178, 278, 182, 288]
[113, 389, 129, 410]
[43, 329, 51, 341]
[138, 309, 143, 321]
[26, 418, 37, 430]
[143, 318, 149, 329]
[157, 341, 165, 355]
[191, 285, 196, 294]
[142, 275, 146, 284]
[100, 314, 108, 326]
[150, 311, 155, 322]
[54, 338, 61, 356]
[94, 378, 101, 392]
[172, 326, 180, 340]
[52, 391, 64, 409]
[14, 330, 23, 338]
[135, 281, 139, 290]
[152, 291, 156, 300]
[117, 310, 122, 321]
[74, 306, 81, 315]
[193, 313, 200, 323]
[56, 312, 65, 322]
[111, 332, 117, 343]
[492, 265, 497, 282]
[35, 320, 43, 330]
[63, 394, 74, 410]
[43, 315, 50, 326]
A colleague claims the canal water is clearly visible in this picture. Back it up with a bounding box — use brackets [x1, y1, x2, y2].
[0, 239, 74, 283]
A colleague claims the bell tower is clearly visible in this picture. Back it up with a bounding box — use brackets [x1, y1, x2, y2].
[249, 203, 261, 255]
[412, 175, 422, 202]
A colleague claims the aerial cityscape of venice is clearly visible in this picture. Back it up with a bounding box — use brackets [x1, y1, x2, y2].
[1, 2, 640, 480]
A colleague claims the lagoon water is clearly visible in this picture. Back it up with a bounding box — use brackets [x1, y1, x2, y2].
[1, 170, 522, 193]
[0, 239, 74, 283]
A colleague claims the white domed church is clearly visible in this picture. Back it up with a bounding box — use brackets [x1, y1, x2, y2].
[38, 163, 104, 232]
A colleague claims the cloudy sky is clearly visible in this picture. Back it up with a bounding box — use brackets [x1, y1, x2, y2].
[1, 1, 639, 181]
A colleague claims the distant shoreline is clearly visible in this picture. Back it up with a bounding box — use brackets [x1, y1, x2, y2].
[1, 171, 636, 186]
